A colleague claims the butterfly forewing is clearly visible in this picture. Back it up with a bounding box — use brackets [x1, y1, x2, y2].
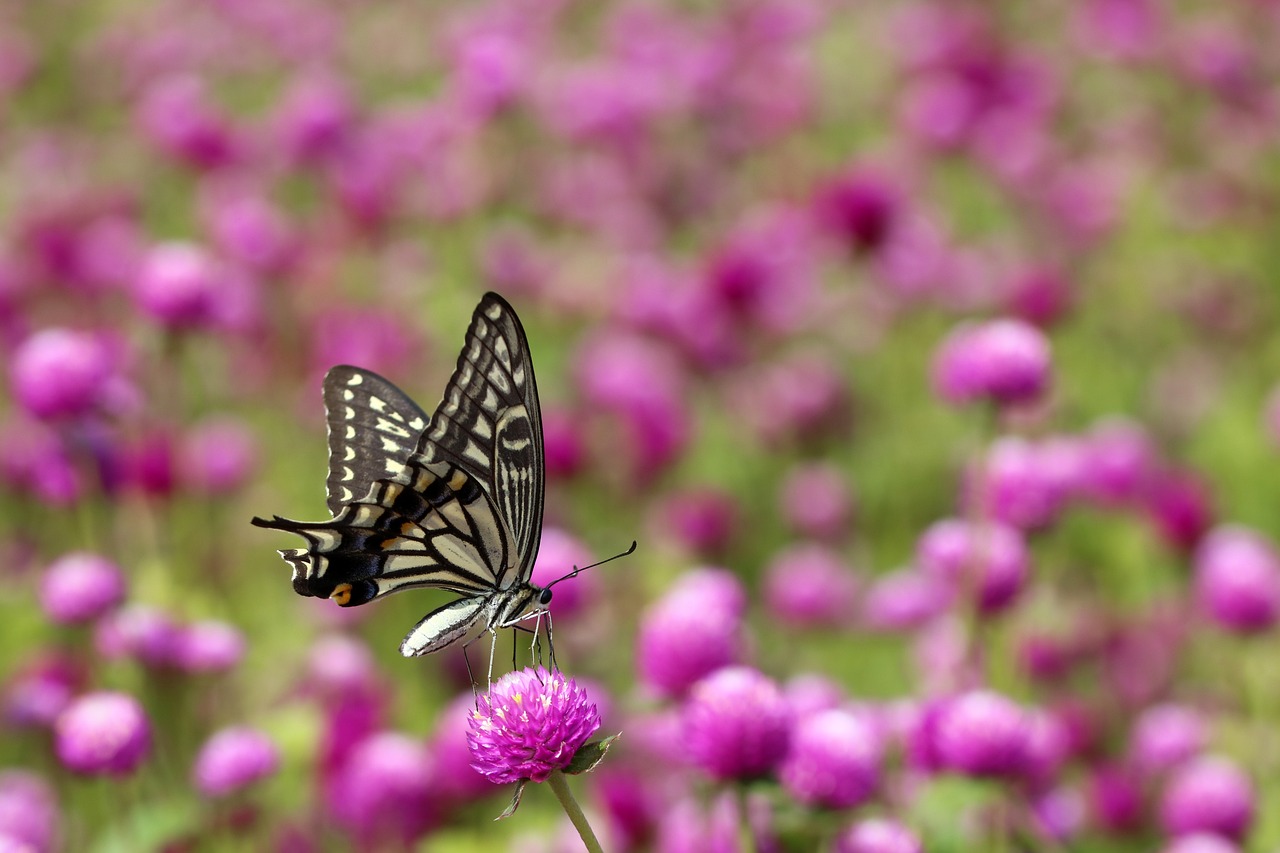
[417, 294, 545, 585]
[323, 365, 431, 517]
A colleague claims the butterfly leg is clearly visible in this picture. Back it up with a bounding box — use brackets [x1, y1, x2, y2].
[460, 642, 480, 699]
[486, 626, 500, 686]
[545, 611, 558, 672]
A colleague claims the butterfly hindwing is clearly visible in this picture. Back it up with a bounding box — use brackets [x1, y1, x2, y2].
[255, 458, 516, 601]
[418, 293, 545, 584]
[323, 365, 430, 517]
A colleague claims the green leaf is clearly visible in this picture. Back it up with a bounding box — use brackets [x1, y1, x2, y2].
[496, 779, 528, 820]
[564, 734, 620, 776]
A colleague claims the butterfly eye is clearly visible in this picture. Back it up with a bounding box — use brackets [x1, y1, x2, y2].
[538, 588, 553, 606]
[329, 584, 353, 606]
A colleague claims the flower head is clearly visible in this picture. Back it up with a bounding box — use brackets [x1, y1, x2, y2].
[192, 727, 280, 797]
[38, 552, 125, 625]
[932, 318, 1052, 406]
[933, 690, 1029, 778]
[0, 770, 59, 853]
[836, 818, 923, 853]
[1158, 756, 1254, 842]
[1193, 525, 1280, 633]
[637, 569, 746, 697]
[683, 666, 791, 781]
[780, 708, 882, 809]
[10, 329, 116, 421]
[466, 667, 600, 785]
[763, 543, 859, 627]
[54, 691, 151, 776]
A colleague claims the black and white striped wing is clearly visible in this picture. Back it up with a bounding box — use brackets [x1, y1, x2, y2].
[416, 292, 544, 587]
[323, 365, 429, 517]
[253, 456, 516, 603]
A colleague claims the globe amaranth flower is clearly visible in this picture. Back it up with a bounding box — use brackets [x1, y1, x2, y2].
[780, 708, 882, 809]
[1193, 524, 1280, 633]
[54, 691, 151, 776]
[916, 518, 1030, 614]
[0, 770, 60, 853]
[172, 619, 246, 673]
[466, 667, 600, 785]
[38, 552, 126, 625]
[763, 543, 859, 628]
[933, 690, 1029, 778]
[780, 461, 855, 541]
[835, 817, 923, 853]
[683, 666, 791, 781]
[328, 732, 436, 845]
[637, 569, 746, 697]
[1160, 834, 1241, 853]
[9, 328, 116, 421]
[932, 318, 1051, 406]
[1128, 703, 1208, 776]
[1158, 756, 1254, 842]
[192, 727, 280, 797]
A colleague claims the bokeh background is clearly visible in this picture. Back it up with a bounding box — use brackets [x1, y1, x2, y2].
[2, 0, 1280, 850]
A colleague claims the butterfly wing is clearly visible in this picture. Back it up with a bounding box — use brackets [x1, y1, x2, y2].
[322, 365, 430, 517]
[253, 457, 516, 602]
[416, 292, 544, 587]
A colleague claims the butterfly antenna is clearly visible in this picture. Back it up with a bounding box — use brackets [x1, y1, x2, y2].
[546, 540, 638, 589]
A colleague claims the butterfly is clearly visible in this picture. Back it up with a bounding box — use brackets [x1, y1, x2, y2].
[252, 292, 553, 659]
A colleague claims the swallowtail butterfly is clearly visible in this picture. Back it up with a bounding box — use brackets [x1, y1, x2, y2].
[252, 292, 551, 659]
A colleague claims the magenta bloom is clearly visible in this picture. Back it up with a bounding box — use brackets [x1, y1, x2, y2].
[133, 242, 224, 329]
[4, 654, 82, 727]
[179, 417, 258, 495]
[10, 328, 115, 420]
[1193, 525, 1280, 633]
[780, 708, 881, 809]
[38, 552, 125, 625]
[328, 732, 436, 845]
[683, 666, 791, 781]
[860, 568, 951, 631]
[192, 727, 280, 797]
[932, 318, 1051, 406]
[763, 543, 859, 627]
[94, 604, 181, 668]
[814, 166, 901, 254]
[836, 818, 923, 853]
[637, 570, 745, 697]
[1128, 704, 1208, 776]
[1159, 756, 1254, 842]
[966, 437, 1064, 530]
[916, 519, 1030, 614]
[466, 667, 600, 785]
[934, 690, 1029, 778]
[1080, 418, 1157, 505]
[173, 620, 246, 673]
[1160, 835, 1241, 853]
[0, 770, 59, 852]
[54, 691, 151, 776]
[780, 462, 855, 541]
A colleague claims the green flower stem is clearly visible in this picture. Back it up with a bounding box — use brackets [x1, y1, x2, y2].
[547, 769, 603, 853]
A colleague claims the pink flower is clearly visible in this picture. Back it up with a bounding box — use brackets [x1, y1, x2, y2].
[466, 667, 600, 785]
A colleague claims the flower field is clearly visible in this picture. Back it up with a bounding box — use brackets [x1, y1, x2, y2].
[2, 0, 1280, 850]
